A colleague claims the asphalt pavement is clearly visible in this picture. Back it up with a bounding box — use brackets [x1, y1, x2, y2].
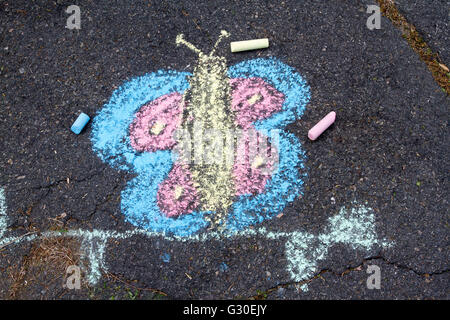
[0, 0, 448, 299]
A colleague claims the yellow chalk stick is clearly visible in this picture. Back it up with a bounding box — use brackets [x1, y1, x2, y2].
[230, 38, 269, 53]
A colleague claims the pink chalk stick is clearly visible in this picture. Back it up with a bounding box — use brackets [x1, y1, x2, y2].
[308, 111, 336, 141]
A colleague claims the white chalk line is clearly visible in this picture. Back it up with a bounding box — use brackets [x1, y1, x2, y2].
[0, 186, 392, 288]
[0, 188, 7, 239]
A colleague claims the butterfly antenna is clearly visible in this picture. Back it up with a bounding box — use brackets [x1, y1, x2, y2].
[176, 34, 204, 56]
[209, 30, 230, 56]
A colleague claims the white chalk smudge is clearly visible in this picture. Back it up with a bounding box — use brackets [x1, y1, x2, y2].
[299, 284, 309, 292]
[80, 233, 108, 285]
[0, 187, 7, 239]
[285, 203, 392, 284]
[0, 199, 391, 287]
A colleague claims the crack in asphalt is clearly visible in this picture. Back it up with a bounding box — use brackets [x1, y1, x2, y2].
[1, 0, 448, 299]
[249, 254, 450, 299]
[2, 167, 113, 233]
[7, 166, 108, 194]
[86, 183, 122, 219]
[377, 0, 450, 93]
[363, 255, 450, 277]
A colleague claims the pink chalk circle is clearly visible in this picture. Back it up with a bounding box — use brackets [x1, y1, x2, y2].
[157, 163, 200, 217]
[233, 129, 278, 196]
[230, 77, 284, 129]
[308, 111, 336, 141]
[129, 92, 184, 152]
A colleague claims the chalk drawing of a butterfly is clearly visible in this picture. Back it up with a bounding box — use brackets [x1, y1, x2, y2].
[91, 30, 310, 237]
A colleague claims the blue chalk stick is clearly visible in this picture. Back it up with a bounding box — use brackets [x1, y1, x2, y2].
[71, 113, 90, 134]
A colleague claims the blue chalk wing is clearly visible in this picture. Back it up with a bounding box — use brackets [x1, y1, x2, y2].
[226, 58, 310, 232]
[91, 70, 211, 236]
[91, 70, 191, 173]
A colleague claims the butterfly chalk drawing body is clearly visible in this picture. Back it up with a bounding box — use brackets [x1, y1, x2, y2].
[91, 31, 311, 237]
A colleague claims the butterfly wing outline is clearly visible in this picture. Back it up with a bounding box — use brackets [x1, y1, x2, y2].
[91, 70, 211, 236]
[91, 58, 310, 236]
[226, 58, 310, 232]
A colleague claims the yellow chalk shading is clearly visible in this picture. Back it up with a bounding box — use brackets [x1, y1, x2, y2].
[176, 34, 203, 56]
[150, 121, 166, 135]
[247, 93, 262, 105]
[174, 185, 184, 200]
[175, 31, 236, 227]
[251, 155, 265, 169]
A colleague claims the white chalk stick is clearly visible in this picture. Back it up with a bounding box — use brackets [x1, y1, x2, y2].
[231, 38, 269, 53]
